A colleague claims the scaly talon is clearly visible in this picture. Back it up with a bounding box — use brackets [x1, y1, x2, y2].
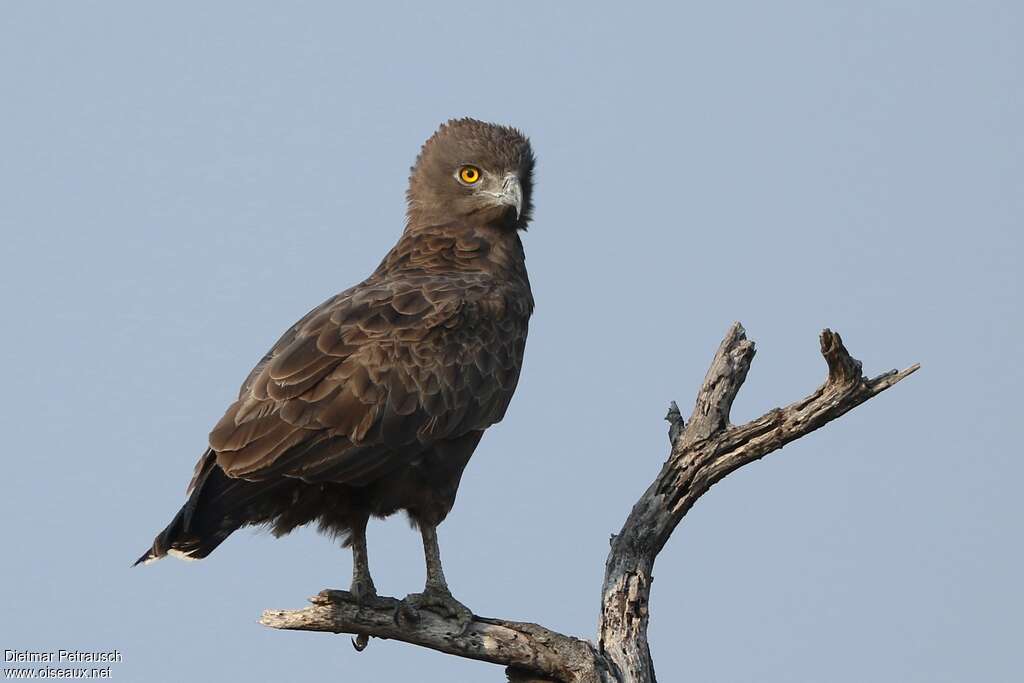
[349, 577, 378, 605]
[395, 586, 473, 634]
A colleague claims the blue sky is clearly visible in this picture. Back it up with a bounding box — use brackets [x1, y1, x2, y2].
[1, 2, 1020, 681]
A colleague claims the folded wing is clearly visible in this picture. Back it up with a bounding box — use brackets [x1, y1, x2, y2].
[204, 273, 526, 488]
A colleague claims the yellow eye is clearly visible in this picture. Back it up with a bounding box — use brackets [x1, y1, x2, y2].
[458, 165, 481, 184]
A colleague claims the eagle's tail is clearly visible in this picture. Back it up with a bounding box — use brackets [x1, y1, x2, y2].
[133, 451, 282, 566]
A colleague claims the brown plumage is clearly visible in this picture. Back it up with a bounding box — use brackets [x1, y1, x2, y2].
[136, 118, 535, 610]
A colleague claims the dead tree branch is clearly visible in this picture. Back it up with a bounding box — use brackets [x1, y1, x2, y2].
[261, 590, 607, 682]
[260, 323, 919, 682]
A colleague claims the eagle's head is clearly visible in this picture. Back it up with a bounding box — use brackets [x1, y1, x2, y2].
[406, 118, 535, 231]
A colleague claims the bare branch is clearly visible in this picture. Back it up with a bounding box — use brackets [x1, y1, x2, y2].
[260, 590, 610, 683]
[598, 324, 918, 681]
[261, 324, 918, 683]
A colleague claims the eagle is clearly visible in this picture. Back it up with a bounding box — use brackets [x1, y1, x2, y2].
[136, 118, 535, 619]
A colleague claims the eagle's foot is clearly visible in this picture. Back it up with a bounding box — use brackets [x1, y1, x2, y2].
[343, 576, 378, 653]
[394, 586, 473, 634]
[349, 576, 378, 605]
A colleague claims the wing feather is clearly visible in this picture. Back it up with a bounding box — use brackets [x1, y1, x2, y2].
[209, 274, 528, 485]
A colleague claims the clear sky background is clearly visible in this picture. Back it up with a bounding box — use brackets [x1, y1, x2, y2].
[1, 2, 1020, 681]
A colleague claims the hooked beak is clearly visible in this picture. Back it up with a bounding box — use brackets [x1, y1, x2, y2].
[489, 173, 523, 219]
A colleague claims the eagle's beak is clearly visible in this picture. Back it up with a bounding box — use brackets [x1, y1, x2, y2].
[491, 174, 523, 219]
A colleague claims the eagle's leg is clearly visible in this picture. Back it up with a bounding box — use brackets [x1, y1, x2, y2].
[346, 514, 377, 652]
[421, 524, 449, 593]
[395, 524, 473, 629]
[348, 513, 377, 603]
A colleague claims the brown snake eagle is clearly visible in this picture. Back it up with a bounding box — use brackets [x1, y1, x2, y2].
[136, 118, 536, 623]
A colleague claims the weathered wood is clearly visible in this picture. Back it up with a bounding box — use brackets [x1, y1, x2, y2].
[260, 590, 610, 683]
[261, 324, 918, 683]
[597, 325, 918, 681]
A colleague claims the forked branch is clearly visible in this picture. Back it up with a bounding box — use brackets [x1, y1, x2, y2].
[261, 324, 918, 683]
